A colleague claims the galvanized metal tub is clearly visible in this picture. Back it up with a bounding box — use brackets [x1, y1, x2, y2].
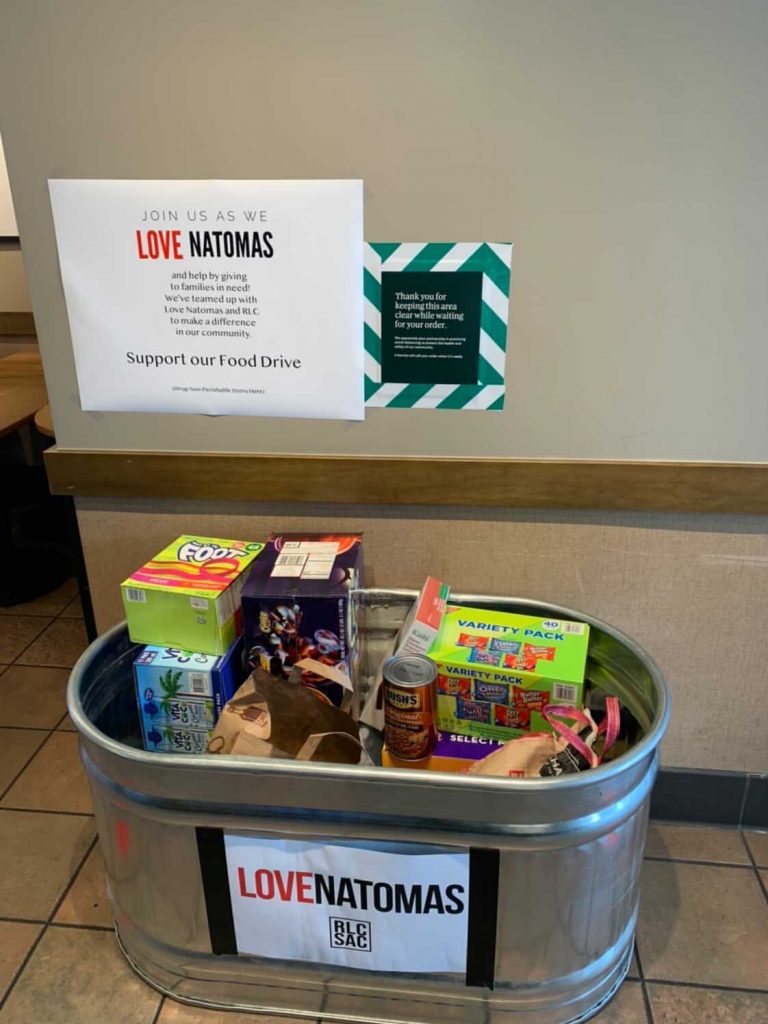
[68, 590, 669, 1024]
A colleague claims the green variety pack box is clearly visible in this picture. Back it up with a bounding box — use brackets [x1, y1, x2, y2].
[428, 605, 590, 741]
[121, 536, 264, 655]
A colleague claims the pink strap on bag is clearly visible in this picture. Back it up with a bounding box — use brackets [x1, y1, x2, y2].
[542, 697, 621, 769]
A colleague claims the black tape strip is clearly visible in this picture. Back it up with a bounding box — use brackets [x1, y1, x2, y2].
[196, 827, 237, 955]
[465, 848, 499, 989]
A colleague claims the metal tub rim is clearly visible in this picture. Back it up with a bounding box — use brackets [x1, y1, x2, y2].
[68, 589, 669, 795]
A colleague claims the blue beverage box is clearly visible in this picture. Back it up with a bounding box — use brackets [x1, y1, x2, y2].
[133, 637, 245, 753]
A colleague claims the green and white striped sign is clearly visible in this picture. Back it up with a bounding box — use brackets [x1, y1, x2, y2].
[364, 242, 512, 410]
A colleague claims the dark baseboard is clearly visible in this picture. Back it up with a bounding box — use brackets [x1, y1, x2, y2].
[651, 768, 767, 828]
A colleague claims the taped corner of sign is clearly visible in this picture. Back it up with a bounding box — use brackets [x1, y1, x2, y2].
[295, 658, 354, 692]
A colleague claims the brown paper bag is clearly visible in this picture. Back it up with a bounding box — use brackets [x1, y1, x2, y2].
[207, 667, 362, 765]
[467, 733, 565, 778]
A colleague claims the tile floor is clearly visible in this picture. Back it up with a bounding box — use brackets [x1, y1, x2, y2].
[1, 584, 767, 1023]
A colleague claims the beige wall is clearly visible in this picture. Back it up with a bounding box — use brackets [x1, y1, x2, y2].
[0, 251, 32, 312]
[79, 498, 768, 774]
[0, 132, 18, 236]
[0, 133, 31, 313]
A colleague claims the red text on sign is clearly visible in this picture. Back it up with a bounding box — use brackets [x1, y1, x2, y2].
[135, 230, 184, 260]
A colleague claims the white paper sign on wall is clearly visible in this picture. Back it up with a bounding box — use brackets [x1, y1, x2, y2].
[223, 834, 469, 973]
[48, 179, 364, 420]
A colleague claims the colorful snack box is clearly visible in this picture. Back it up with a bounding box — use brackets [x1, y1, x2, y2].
[241, 533, 363, 708]
[121, 536, 264, 655]
[429, 605, 590, 741]
[134, 638, 246, 753]
[382, 732, 505, 773]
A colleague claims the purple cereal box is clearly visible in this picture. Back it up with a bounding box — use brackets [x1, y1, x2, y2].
[240, 533, 363, 707]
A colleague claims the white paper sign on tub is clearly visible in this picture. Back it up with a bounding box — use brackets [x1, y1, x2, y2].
[48, 179, 364, 420]
[223, 834, 469, 973]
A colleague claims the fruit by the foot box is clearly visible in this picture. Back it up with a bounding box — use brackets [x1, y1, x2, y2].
[121, 536, 264, 654]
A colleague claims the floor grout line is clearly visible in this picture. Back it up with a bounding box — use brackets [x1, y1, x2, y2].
[0, 921, 47, 1012]
[633, 940, 645, 980]
[0, 914, 46, 925]
[642, 855, 753, 868]
[0, 610, 67, 814]
[47, 833, 98, 924]
[53, 708, 72, 730]
[0, 607, 84, 804]
[756, 868, 768, 906]
[0, 611, 64, 619]
[14, 661, 82, 670]
[0, 730, 56, 803]
[1, 613, 57, 664]
[0, 806, 93, 818]
[49, 921, 114, 933]
[150, 995, 166, 1024]
[740, 831, 768, 906]
[640, 980, 656, 1024]
[0, 723, 62, 732]
[643, 977, 768, 995]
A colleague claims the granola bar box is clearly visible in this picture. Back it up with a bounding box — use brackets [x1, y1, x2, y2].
[382, 732, 504, 772]
[121, 536, 264, 655]
[428, 605, 590, 741]
[240, 533, 363, 707]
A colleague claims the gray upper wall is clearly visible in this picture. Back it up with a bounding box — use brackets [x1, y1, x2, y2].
[1, 0, 767, 459]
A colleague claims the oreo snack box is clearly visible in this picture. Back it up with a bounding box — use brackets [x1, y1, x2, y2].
[382, 732, 505, 773]
[134, 638, 246, 752]
[121, 536, 264, 655]
[241, 533, 363, 708]
[429, 605, 590, 741]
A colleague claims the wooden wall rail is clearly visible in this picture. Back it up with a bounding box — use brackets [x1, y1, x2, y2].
[43, 448, 768, 513]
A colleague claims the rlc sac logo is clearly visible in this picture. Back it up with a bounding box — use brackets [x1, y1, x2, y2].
[178, 541, 245, 563]
[329, 917, 372, 951]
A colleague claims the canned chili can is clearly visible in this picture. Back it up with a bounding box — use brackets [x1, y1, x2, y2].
[382, 653, 438, 762]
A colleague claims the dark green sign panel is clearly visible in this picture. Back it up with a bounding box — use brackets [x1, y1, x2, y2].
[380, 271, 483, 385]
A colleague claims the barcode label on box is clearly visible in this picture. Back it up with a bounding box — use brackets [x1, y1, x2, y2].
[272, 542, 340, 579]
[553, 683, 578, 703]
[125, 588, 146, 603]
[561, 622, 585, 635]
[272, 552, 308, 577]
[188, 673, 208, 695]
[301, 557, 335, 579]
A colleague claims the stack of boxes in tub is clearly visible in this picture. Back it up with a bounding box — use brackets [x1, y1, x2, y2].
[121, 536, 264, 752]
[430, 605, 590, 743]
[241, 533, 363, 710]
